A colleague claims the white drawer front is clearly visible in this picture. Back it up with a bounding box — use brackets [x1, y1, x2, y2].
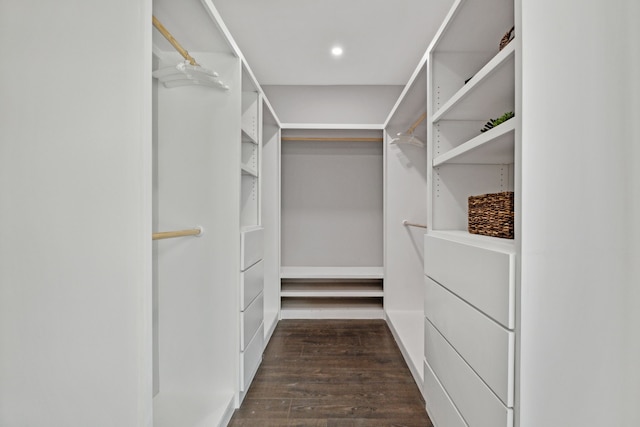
[241, 227, 264, 271]
[241, 293, 263, 351]
[241, 260, 264, 310]
[240, 322, 264, 391]
[424, 235, 515, 328]
[425, 319, 513, 427]
[423, 360, 468, 427]
[425, 277, 515, 406]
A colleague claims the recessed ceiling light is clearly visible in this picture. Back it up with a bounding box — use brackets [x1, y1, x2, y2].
[331, 46, 343, 57]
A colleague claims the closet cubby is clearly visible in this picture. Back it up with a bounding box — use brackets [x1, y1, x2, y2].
[383, 60, 429, 387]
[152, 46, 240, 426]
[240, 88, 261, 229]
[280, 129, 384, 318]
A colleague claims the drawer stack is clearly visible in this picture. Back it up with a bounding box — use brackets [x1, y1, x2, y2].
[423, 235, 516, 427]
[240, 226, 265, 392]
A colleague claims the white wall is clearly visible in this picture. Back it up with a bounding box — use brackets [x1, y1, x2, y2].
[281, 133, 383, 267]
[519, 1, 640, 426]
[0, 1, 152, 426]
[263, 85, 403, 124]
[624, 2, 640, 425]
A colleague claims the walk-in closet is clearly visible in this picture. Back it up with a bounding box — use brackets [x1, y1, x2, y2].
[1, 0, 639, 427]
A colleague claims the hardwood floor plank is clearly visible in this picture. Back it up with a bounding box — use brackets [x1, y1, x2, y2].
[230, 320, 431, 426]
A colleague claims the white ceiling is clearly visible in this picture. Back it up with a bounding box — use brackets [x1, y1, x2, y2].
[211, 0, 455, 86]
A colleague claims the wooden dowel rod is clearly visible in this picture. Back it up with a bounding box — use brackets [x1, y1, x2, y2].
[281, 137, 383, 142]
[152, 227, 203, 241]
[407, 112, 427, 134]
[402, 220, 427, 229]
[152, 16, 198, 66]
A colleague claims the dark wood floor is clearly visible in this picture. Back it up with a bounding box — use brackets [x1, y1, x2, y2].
[228, 319, 433, 427]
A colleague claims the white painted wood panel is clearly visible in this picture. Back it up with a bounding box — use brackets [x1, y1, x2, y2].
[241, 226, 264, 271]
[241, 293, 264, 351]
[0, 2, 152, 425]
[425, 277, 514, 406]
[240, 323, 264, 392]
[425, 320, 513, 427]
[423, 361, 468, 427]
[280, 266, 384, 279]
[424, 234, 515, 328]
[240, 261, 264, 310]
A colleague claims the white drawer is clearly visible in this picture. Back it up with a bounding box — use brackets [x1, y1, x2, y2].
[425, 277, 515, 406]
[425, 319, 513, 427]
[241, 293, 263, 351]
[423, 360, 468, 427]
[241, 260, 264, 310]
[241, 226, 264, 271]
[424, 234, 515, 328]
[240, 322, 264, 391]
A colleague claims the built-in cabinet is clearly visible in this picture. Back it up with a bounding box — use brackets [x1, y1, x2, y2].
[150, 0, 279, 424]
[239, 72, 265, 400]
[423, 0, 518, 426]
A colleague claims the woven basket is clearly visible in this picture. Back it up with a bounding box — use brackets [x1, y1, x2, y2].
[468, 191, 514, 239]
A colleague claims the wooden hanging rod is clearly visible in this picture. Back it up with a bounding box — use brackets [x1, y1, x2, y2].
[152, 226, 203, 241]
[403, 220, 427, 229]
[281, 137, 383, 142]
[407, 112, 427, 134]
[152, 16, 198, 66]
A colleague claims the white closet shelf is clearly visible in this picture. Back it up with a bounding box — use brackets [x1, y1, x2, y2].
[281, 282, 383, 298]
[280, 298, 384, 320]
[427, 230, 516, 254]
[241, 165, 258, 177]
[434, 120, 515, 166]
[432, 43, 515, 123]
[280, 266, 384, 279]
[241, 128, 258, 144]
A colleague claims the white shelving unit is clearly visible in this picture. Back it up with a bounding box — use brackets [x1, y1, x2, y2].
[424, 0, 518, 426]
[151, 1, 242, 424]
[151, 0, 281, 422]
[237, 67, 265, 403]
[280, 267, 384, 319]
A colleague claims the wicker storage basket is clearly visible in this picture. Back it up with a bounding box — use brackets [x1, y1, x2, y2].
[468, 191, 514, 239]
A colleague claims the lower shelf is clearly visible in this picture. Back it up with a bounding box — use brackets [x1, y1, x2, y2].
[281, 297, 384, 319]
[281, 279, 384, 297]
